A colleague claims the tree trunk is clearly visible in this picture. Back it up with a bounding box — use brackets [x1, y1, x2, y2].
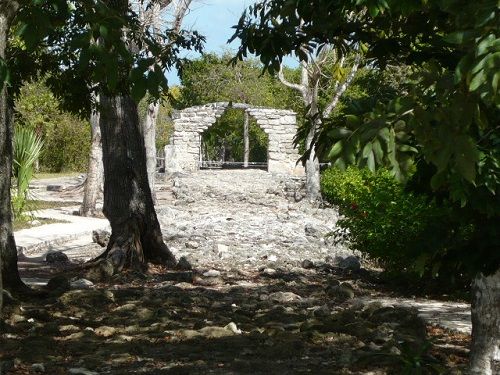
[470, 269, 500, 375]
[305, 118, 321, 202]
[97, 95, 175, 274]
[243, 111, 250, 168]
[143, 101, 159, 203]
[0, 6, 27, 298]
[81, 99, 103, 216]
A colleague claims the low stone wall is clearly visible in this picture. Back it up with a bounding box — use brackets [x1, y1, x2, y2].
[166, 102, 304, 176]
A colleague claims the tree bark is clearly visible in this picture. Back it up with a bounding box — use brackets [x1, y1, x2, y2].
[470, 269, 500, 375]
[243, 111, 249, 167]
[143, 100, 159, 203]
[97, 95, 175, 273]
[0, 4, 27, 300]
[305, 118, 321, 202]
[81, 98, 103, 216]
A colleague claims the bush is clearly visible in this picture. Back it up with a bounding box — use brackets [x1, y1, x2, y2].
[39, 116, 90, 172]
[321, 167, 456, 277]
[15, 80, 91, 172]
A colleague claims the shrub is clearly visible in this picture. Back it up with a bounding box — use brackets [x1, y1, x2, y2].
[321, 167, 459, 278]
[12, 127, 43, 218]
[15, 80, 91, 172]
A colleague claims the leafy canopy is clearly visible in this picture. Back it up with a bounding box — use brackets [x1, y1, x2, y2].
[2, 0, 204, 116]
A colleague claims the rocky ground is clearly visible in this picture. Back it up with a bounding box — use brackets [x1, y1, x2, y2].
[0, 170, 471, 374]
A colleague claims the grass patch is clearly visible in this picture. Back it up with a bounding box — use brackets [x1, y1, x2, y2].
[13, 217, 69, 231]
[34, 171, 81, 180]
[26, 200, 81, 210]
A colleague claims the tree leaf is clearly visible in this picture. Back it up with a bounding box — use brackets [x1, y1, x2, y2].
[328, 140, 343, 159]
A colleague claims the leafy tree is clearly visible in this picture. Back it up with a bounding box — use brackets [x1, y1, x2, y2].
[278, 46, 362, 202]
[179, 52, 294, 108]
[179, 52, 298, 165]
[0, 0, 203, 298]
[230, 1, 500, 373]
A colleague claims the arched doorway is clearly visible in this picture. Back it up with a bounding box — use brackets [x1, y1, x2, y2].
[165, 102, 304, 176]
[200, 108, 269, 169]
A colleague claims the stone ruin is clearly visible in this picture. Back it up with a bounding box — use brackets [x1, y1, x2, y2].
[165, 102, 305, 176]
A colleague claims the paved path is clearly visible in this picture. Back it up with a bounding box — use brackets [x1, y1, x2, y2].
[361, 297, 471, 334]
[15, 207, 109, 256]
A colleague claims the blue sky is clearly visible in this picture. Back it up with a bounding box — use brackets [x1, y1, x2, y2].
[166, 0, 297, 86]
[166, 0, 252, 85]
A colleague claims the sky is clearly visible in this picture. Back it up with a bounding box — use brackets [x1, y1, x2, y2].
[166, 0, 252, 86]
[166, 0, 297, 86]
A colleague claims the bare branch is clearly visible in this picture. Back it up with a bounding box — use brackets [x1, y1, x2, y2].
[323, 53, 361, 117]
[278, 65, 306, 94]
[171, 0, 192, 34]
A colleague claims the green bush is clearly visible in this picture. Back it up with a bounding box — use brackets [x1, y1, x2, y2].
[39, 116, 90, 172]
[321, 167, 455, 276]
[15, 80, 91, 172]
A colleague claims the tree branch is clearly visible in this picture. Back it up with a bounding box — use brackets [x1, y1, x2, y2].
[323, 53, 361, 117]
[278, 65, 306, 94]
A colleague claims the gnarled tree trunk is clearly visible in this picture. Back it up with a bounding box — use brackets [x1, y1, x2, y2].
[0, 4, 27, 299]
[470, 269, 500, 375]
[81, 99, 103, 216]
[97, 95, 175, 274]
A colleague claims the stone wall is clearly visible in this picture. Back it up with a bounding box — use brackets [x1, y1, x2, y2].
[166, 102, 304, 176]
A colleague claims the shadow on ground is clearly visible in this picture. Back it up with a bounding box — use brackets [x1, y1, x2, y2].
[1, 263, 469, 374]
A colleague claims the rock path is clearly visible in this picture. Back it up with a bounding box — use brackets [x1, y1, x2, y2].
[18, 170, 471, 335]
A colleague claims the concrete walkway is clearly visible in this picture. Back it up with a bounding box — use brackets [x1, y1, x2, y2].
[15, 206, 109, 256]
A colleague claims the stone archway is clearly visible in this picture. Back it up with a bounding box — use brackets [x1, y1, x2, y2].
[165, 102, 304, 175]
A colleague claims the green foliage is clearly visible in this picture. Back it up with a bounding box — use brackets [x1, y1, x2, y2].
[321, 167, 443, 274]
[179, 52, 299, 110]
[12, 127, 43, 219]
[2, 0, 204, 117]
[201, 109, 268, 162]
[14, 80, 91, 172]
[232, 0, 500, 278]
[321, 166, 499, 281]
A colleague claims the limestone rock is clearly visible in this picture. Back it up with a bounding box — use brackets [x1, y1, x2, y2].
[203, 269, 221, 277]
[269, 291, 302, 303]
[336, 255, 361, 271]
[185, 240, 199, 249]
[95, 326, 116, 337]
[31, 363, 45, 373]
[301, 259, 314, 269]
[92, 229, 110, 248]
[46, 275, 71, 293]
[70, 279, 94, 289]
[326, 282, 355, 301]
[69, 368, 99, 375]
[45, 251, 69, 264]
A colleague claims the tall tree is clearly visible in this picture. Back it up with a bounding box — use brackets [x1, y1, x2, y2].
[278, 46, 360, 202]
[1, 0, 204, 293]
[80, 101, 102, 216]
[139, 0, 193, 201]
[230, 1, 500, 373]
[1, 0, 32, 299]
